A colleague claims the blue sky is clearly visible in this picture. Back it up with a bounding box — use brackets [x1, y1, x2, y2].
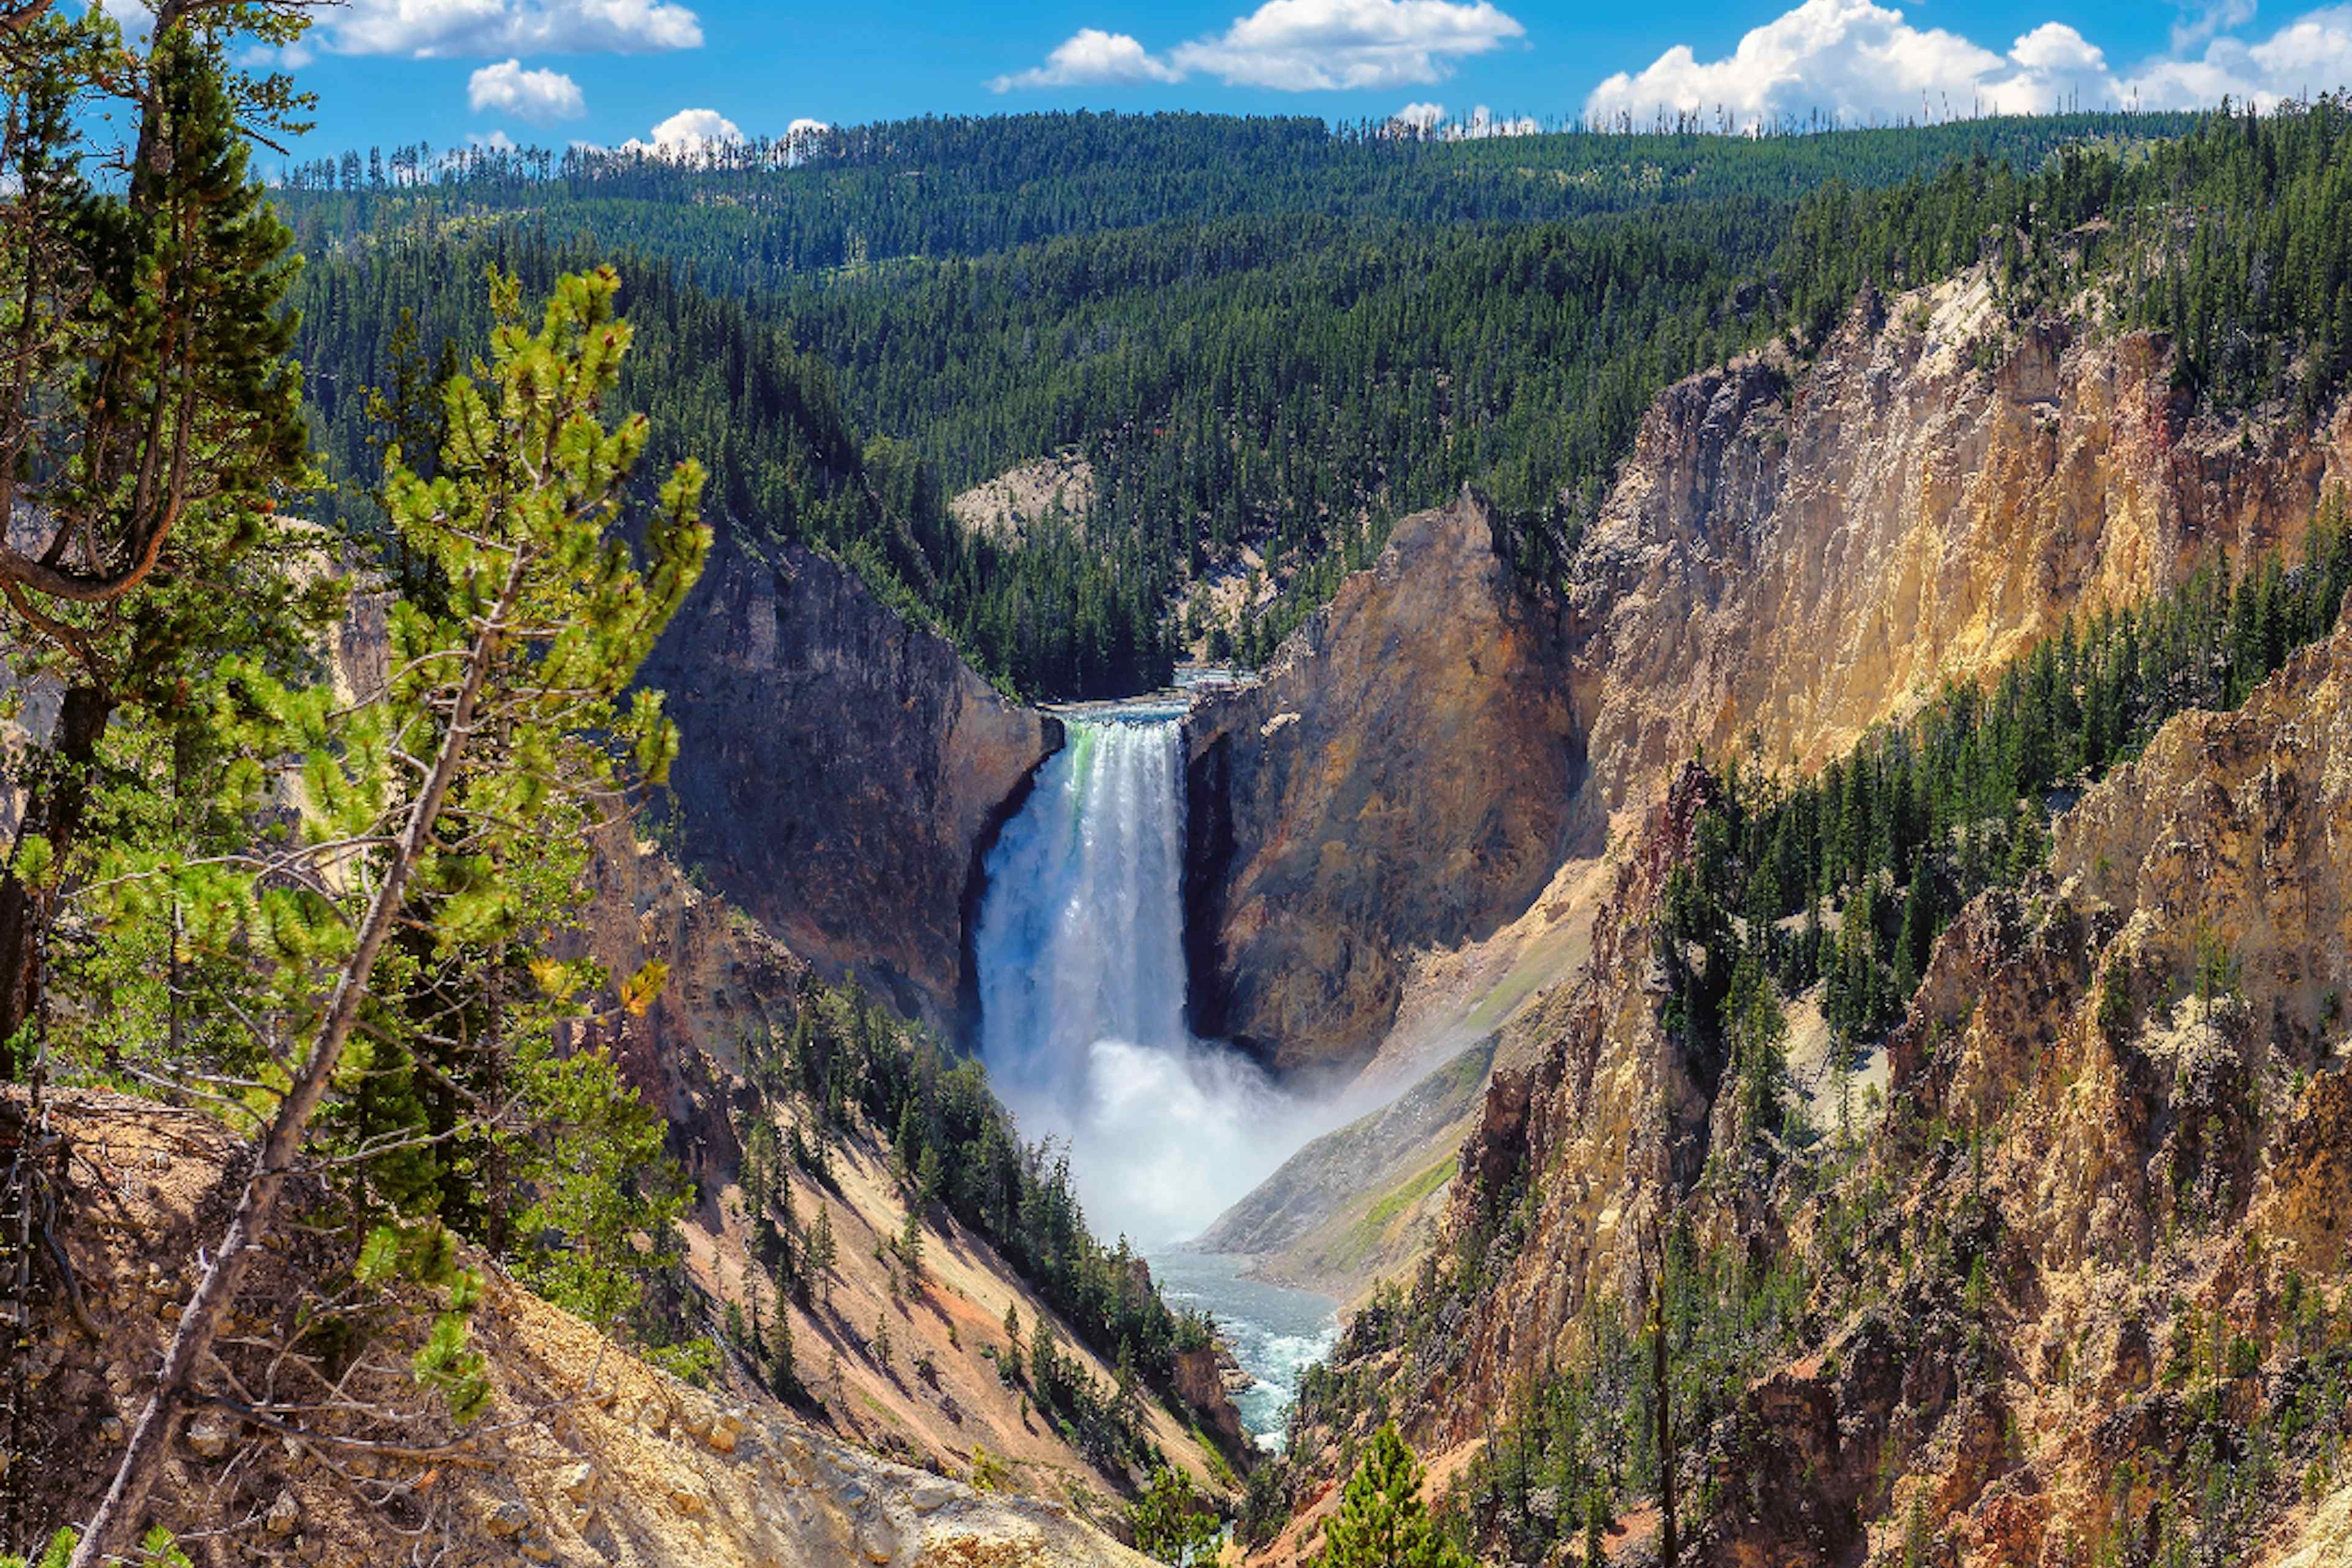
[251, 0, 2352, 166]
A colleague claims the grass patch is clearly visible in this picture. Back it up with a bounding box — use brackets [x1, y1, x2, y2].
[1365, 1158, 1458, 1228]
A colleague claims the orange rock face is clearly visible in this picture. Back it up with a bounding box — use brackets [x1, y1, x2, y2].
[1185, 489, 1589, 1074]
[1190, 275, 2352, 1082]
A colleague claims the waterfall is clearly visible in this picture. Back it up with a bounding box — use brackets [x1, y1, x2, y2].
[973, 707, 1297, 1250]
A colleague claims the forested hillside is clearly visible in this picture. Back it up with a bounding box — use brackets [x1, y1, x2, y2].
[279, 110, 2199, 698]
[276, 111, 2188, 277]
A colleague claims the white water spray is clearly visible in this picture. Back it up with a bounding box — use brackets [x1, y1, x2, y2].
[973, 709, 1309, 1250]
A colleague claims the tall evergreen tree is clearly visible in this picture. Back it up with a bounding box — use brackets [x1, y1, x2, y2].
[0, 2, 317, 1065]
[66, 265, 709, 1566]
[1317, 1423, 1471, 1568]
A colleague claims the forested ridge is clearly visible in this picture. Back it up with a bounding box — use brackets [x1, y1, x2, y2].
[276, 110, 2188, 278]
[1781, 96, 2352, 407]
[279, 108, 2226, 699]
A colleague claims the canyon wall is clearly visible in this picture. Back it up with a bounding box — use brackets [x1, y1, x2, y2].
[1190, 273, 2352, 1082]
[1257, 278, 2352, 1566]
[641, 529, 1058, 1036]
[1570, 275, 2352, 802]
[1182, 490, 1589, 1074]
[1316, 600, 2352, 1568]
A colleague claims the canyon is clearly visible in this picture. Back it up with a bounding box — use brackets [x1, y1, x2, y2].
[16, 72, 2352, 1568]
[21, 245, 2352, 1568]
[1222, 274, 2352, 1565]
[1161, 267, 2352, 1310]
[579, 259, 2352, 1566]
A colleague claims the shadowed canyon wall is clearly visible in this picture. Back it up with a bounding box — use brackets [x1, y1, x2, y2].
[639, 530, 1060, 1036]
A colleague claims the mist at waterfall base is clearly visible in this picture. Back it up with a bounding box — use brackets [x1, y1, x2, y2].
[973, 710, 1351, 1248]
[971, 709, 1349, 1438]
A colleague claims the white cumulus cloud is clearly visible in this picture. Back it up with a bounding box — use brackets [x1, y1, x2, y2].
[990, 28, 1182, 90]
[2120, 4, 2352, 108]
[616, 107, 745, 159]
[994, 0, 1523, 94]
[1392, 99, 1447, 129]
[1585, 0, 2092, 127]
[327, 0, 702, 58]
[467, 59, 586, 123]
[1586, 0, 2352, 130]
[1173, 0, 1525, 89]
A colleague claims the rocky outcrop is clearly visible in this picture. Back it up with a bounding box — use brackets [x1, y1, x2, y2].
[1570, 276, 2352, 805]
[641, 529, 1058, 1035]
[1355, 765, 1731, 1454]
[949, 452, 1095, 541]
[15, 1086, 1153, 1568]
[1172, 1346, 1250, 1458]
[564, 826, 801, 1191]
[1182, 490, 1589, 1073]
[1707, 609, 2352, 1566]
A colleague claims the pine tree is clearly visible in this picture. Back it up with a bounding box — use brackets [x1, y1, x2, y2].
[893, 1096, 923, 1189]
[1893, 852, 1937, 998]
[767, 1310, 799, 1400]
[808, 1203, 838, 1307]
[1132, 1466, 1221, 1567]
[900, 1202, 926, 1283]
[1318, 1423, 1471, 1568]
[1115, 1336, 1141, 1417]
[0, 3, 319, 1065]
[66, 265, 709, 1567]
[1031, 1316, 1058, 1400]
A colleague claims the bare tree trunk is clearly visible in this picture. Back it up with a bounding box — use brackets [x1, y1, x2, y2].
[67, 564, 514, 1567]
[1650, 1231, 1676, 1568]
[0, 684, 111, 1076]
